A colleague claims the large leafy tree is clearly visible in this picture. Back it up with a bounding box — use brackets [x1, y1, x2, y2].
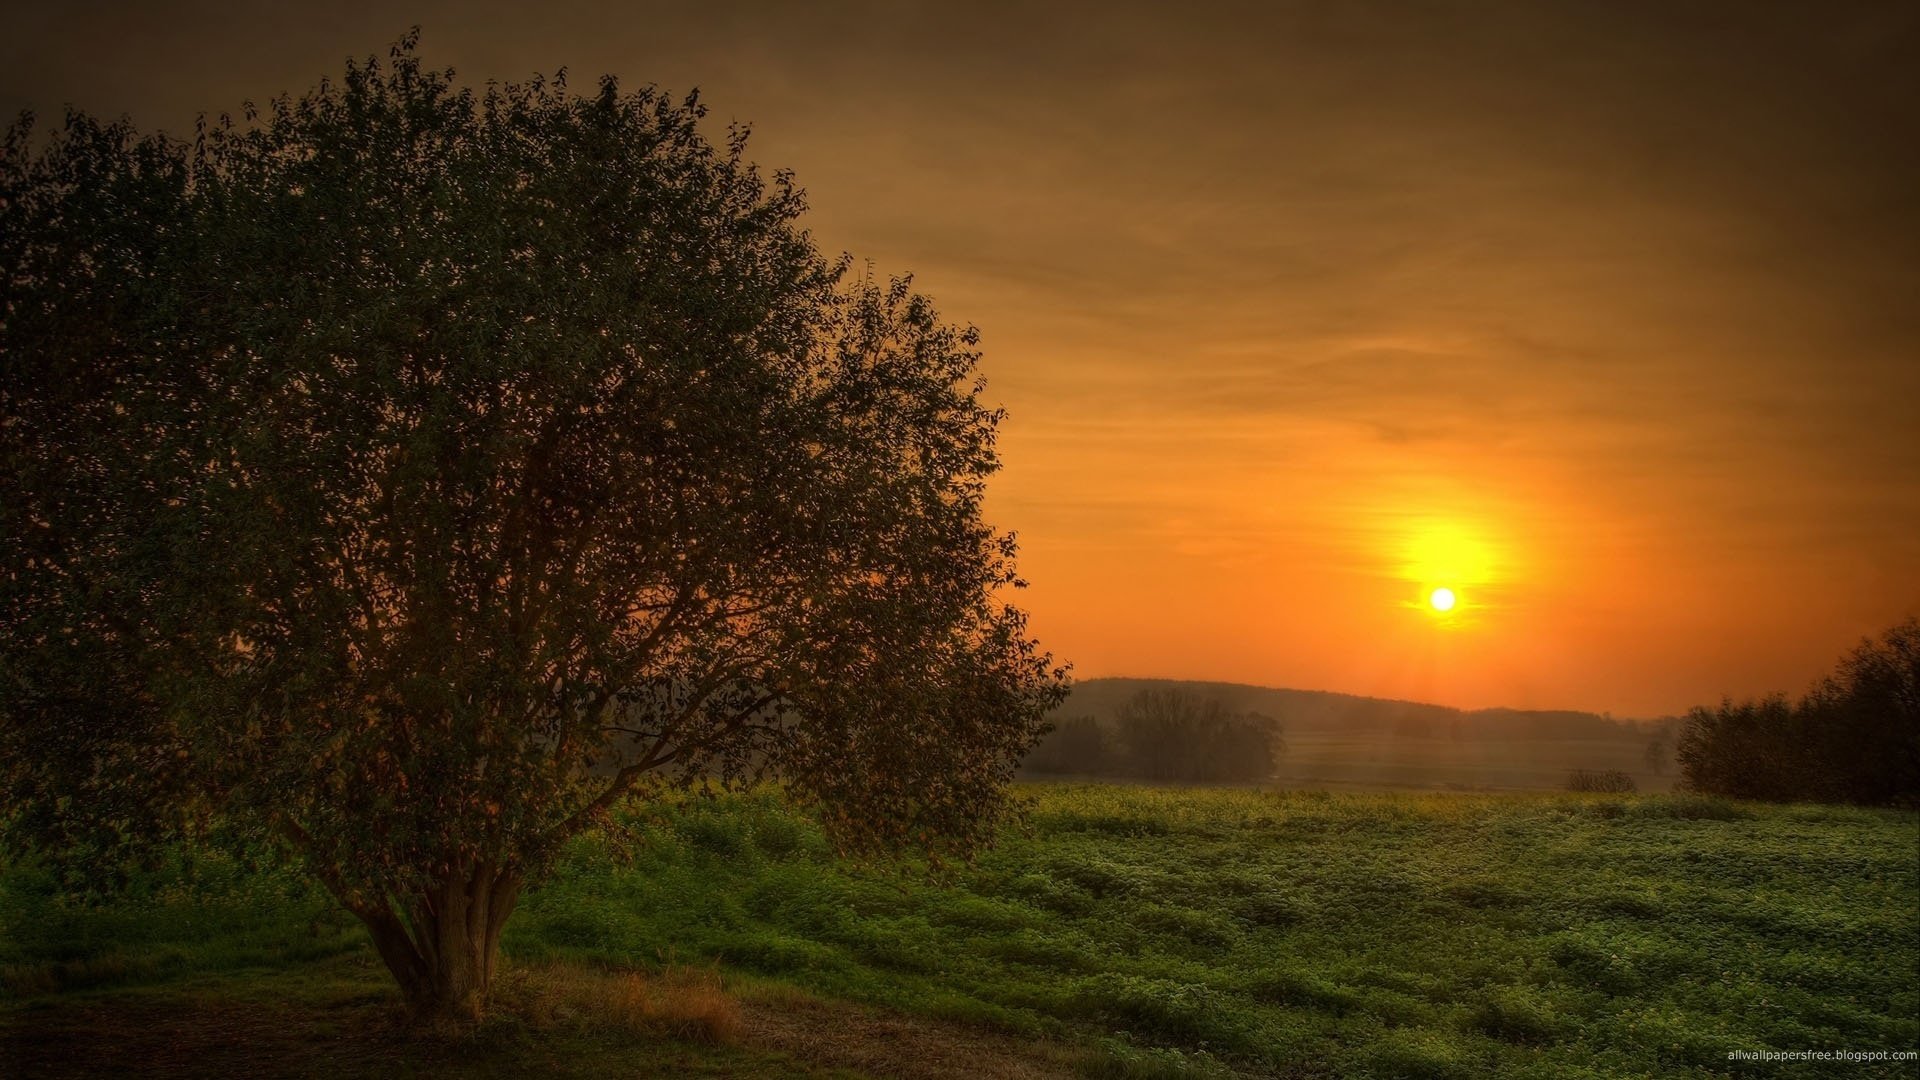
[0, 35, 1066, 1021]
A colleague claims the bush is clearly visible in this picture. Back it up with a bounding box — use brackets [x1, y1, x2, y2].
[1565, 769, 1636, 793]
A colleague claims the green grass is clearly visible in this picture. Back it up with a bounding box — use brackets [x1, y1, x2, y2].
[4, 786, 1917, 1078]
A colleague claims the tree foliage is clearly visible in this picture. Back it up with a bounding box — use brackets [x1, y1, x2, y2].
[0, 34, 1066, 1019]
[1678, 618, 1918, 806]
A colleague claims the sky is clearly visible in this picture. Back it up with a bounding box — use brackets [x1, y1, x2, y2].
[4, 0, 1916, 716]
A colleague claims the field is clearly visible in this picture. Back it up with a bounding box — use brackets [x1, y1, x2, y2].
[4, 785, 1916, 1078]
[1267, 733, 1678, 793]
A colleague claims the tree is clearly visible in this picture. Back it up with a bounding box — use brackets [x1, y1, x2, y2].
[1676, 618, 1917, 806]
[1642, 724, 1671, 776]
[0, 35, 1067, 1022]
[1021, 714, 1111, 775]
[1676, 695, 1818, 802]
[1802, 617, 1919, 806]
[1110, 687, 1282, 783]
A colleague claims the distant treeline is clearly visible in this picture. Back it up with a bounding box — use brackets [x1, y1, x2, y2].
[1025, 687, 1282, 783]
[1054, 679, 1655, 741]
[1680, 618, 1918, 807]
[1565, 769, 1636, 793]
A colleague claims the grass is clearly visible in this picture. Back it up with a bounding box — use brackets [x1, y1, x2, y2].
[502, 961, 745, 1044]
[4, 785, 1917, 1078]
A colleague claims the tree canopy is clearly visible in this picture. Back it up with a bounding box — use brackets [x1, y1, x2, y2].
[1678, 617, 1918, 806]
[0, 34, 1066, 1020]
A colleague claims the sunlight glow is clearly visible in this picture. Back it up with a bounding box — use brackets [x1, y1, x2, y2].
[1387, 518, 1510, 625]
[1399, 521, 1498, 586]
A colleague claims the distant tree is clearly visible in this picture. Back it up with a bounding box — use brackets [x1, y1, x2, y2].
[0, 35, 1067, 1022]
[1111, 688, 1282, 783]
[1565, 769, 1636, 793]
[1643, 727, 1671, 776]
[1677, 618, 1917, 806]
[1022, 715, 1111, 775]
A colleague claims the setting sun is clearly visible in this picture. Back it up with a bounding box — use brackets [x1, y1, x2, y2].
[1428, 587, 1457, 612]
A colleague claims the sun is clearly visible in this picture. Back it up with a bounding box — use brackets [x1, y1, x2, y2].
[1428, 587, 1457, 612]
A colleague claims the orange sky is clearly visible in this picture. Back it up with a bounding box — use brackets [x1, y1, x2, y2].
[5, 0, 1916, 716]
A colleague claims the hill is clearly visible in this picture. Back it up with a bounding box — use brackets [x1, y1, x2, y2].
[1040, 678, 1678, 792]
[1055, 677, 1648, 737]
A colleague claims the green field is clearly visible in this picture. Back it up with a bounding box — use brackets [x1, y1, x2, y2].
[4, 785, 1916, 1078]
[1266, 733, 1679, 793]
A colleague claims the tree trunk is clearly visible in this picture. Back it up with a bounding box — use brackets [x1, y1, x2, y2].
[348, 862, 522, 1027]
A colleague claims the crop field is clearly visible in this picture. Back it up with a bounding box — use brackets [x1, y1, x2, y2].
[3, 785, 1916, 1078]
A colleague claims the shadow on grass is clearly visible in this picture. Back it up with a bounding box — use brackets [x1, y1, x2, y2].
[0, 952, 1102, 1080]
